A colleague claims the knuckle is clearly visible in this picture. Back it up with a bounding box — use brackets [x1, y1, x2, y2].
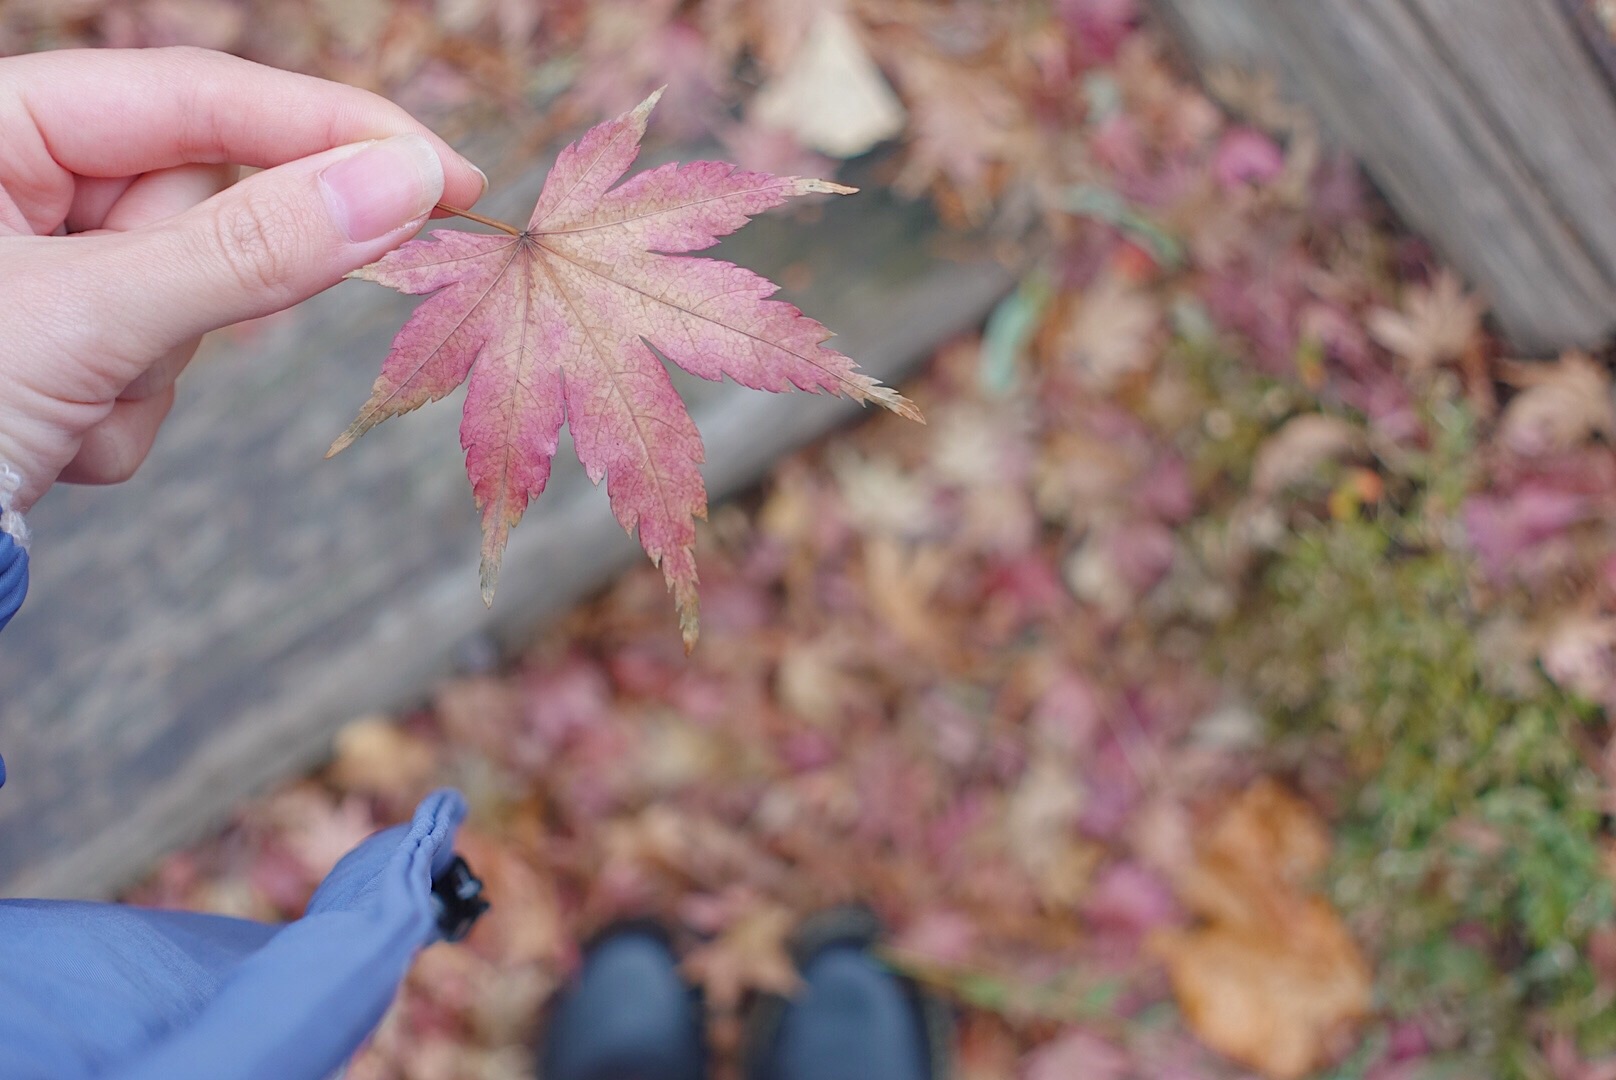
[208, 189, 302, 296]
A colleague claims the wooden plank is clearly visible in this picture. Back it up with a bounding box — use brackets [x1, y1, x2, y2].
[1150, 0, 1616, 354]
[0, 148, 1012, 899]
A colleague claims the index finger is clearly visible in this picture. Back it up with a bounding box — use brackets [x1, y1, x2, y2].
[3, 47, 485, 207]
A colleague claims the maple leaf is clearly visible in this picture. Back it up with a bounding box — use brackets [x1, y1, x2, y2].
[680, 901, 802, 1012]
[1155, 780, 1370, 1080]
[1497, 350, 1616, 457]
[328, 90, 920, 647]
[1366, 268, 1485, 372]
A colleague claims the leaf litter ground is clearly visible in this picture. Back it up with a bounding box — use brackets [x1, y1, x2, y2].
[65, 1, 1616, 1077]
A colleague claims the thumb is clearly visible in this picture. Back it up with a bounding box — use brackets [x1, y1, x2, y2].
[106, 134, 446, 351]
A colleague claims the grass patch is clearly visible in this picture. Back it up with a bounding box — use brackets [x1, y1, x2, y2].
[1191, 351, 1616, 1071]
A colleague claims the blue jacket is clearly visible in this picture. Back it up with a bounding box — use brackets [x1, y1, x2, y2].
[0, 531, 484, 1078]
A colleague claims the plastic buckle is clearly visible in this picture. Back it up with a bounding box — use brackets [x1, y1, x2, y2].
[429, 854, 490, 942]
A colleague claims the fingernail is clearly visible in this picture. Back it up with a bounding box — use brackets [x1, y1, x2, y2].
[319, 135, 444, 243]
[467, 159, 489, 197]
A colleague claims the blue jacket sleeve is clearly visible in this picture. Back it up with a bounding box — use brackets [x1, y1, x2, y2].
[0, 526, 25, 636]
[0, 526, 26, 788]
[0, 789, 471, 1080]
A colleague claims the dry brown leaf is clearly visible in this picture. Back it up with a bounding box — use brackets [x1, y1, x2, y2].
[1367, 269, 1484, 372]
[777, 636, 862, 725]
[955, 1011, 1020, 1080]
[682, 902, 803, 1012]
[1157, 780, 1369, 1080]
[888, 47, 1025, 210]
[1006, 759, 1101, 908]
[1539, 613, 1616, 703]
[1160, 898, 1368, 1080]
[833, 450, 938, 539]
[328, 715, 438, 801]
[1251, 414, 1366, 499]
[1498, 350, 1616, 457]
[864, 536, 952, 654]
[1058, 274, 1162, 391]
[751, 7, 906, 157]
[454, 830, 565, 966]
[434, 677, 525, 757]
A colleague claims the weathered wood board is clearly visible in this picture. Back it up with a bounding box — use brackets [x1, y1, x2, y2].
[0, 148, 1012, 899]
[1152, 0, 1616, 354]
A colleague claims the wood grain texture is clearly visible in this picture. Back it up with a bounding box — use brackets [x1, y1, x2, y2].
[0, 148, 1011, 899]
[1152, 0, 1616, 353]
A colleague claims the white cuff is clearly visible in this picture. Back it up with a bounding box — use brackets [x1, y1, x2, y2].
[0, 462, 30, 552]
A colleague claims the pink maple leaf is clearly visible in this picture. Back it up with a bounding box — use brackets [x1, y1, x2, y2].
[329, 90, 920, 647]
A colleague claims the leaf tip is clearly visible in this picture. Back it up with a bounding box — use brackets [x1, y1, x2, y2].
[480, 523, 511, 607]
[326, 429, 358, 458]
[870, 385, 925, 424]
[639, 86, 667, 116]
[679, 599, 700, 653]
[799, 179, 858, 197]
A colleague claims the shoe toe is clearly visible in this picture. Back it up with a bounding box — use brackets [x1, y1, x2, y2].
[770, 945, 931, 1080]
[542, 931, 704, 1080]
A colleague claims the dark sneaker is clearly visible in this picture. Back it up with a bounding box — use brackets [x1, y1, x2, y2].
[540, 923, 706, 1080]
[744, 907, 947, 1080]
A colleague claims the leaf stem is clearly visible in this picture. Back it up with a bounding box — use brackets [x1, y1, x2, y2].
[434, 201, 521, 236]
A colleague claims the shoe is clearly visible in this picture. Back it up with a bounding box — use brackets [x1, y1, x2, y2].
[744, 907, 946, 1080]
[540, 923, 706, 1080]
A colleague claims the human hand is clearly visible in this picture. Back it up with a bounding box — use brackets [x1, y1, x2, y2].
[0, 47, 487, 510]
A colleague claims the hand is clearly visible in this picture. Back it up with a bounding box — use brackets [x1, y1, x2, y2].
[0, 47, 487, 510]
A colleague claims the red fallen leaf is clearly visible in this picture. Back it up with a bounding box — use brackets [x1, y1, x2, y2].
[1023, 1028, 1129, 1080]
[1461, 483, 1588, 581]
[1212, 127, 1284, 191]
[329, 90, 920, 647]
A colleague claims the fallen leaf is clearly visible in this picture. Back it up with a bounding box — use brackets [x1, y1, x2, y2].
[1212, 127, 1284, 191]
[892, 908, 979, 966]
[1023, 1028, 1129, 1080]
[864, 536, 952, 654]
[1006, 758, 1097, 907]
[889, 47, 1026, 211]
[1539, 613, 1616, 704]
[285, 795, 380, 881]
[328, 715, 438, 801]
[330, 91, 920, 647]
[751, 7, 907, 158]
[1058, 273, 1161, 391]
[681, 901, 802, 1012]
[1498, 351, 1616, 457]
[1251, 414, 1366, 499]
[1462, 483, 1587, 581]
[1161, 899, 1368, 1080]
[1157, 780, 1370, 1080]
[832, 448, 938, 540]
[956, 1012, 1020, 1080]
[1366, 269, 1484, 372]
[1059, 0, 1141, 63]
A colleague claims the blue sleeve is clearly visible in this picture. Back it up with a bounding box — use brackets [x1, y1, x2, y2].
[0, 526, 26, 789]
[0, 526, 25, 635]
[0, 790, 474, 1080]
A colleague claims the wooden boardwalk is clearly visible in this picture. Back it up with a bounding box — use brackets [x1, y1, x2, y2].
[1155, 0, 1616, 353]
